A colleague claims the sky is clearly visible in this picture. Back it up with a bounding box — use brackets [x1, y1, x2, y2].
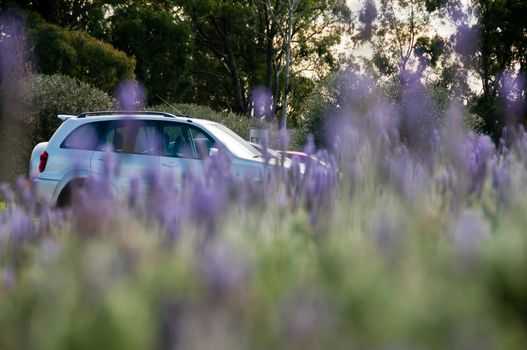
[342, 0, 457, 59]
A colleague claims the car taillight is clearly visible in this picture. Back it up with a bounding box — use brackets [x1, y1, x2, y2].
[39, 150, 48, 172]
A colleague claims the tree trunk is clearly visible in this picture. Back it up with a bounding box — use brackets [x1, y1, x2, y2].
[224, 41, 246, 114]
[280, 1, 294, 129]
[265, 24, 276, 90]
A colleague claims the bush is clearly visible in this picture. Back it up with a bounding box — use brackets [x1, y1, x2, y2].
[0, 74, 114, 182]
[27, 13, 136, 93]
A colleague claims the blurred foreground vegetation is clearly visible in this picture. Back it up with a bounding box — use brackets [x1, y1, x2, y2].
[2, 83, 527, 347]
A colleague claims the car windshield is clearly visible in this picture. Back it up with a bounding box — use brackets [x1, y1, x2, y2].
[206, 123, 261, 159]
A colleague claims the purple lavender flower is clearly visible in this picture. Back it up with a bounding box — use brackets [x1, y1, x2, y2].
[115, 79, 146, 110]
[465, 134, 494, 197]
[9, 207, 33, 242]
[390, 147, 413, 198]
[304, 157, 337, 228]
[278, 129, 290, 153]
[499, 71, 526, 125]
[16, 176, 36, 211]
[249, 86, 274, 123]
[303, 134, 316, 156]
[70, 175, 117, 236]
[491, 156, 510, 203]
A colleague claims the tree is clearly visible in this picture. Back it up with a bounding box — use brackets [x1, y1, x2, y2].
[27, 13, 136, 93]
[173, 0, 351, 121]
[4, 0, 110, 37]
[457, 0, 527, 137]
[357, 0, 445, 82]
[109, 4, 194, 104]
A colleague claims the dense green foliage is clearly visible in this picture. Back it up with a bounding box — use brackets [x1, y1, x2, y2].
[109, 5, 194, 104]
[463, 0, 527, 137]
[28, 14, 135, 93]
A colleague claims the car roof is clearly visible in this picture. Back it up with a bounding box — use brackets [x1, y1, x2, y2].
[63, 111, 219, 127]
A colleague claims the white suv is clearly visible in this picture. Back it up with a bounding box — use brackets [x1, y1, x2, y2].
[29, 111, 288, 206]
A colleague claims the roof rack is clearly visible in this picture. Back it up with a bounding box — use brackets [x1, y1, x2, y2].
[76, 111, 193, 119]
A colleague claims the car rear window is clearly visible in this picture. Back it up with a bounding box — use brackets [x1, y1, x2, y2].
[61, 124, 101, 150]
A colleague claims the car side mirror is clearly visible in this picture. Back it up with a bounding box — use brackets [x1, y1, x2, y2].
[209, 147, 219, 157]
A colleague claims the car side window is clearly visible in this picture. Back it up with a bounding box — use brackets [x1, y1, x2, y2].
[161, 123, 196, 158]
[188, 127, 215, 159]
[134, 125, 158, 154]
[97, 121, 158, 155]
[61, 123, 103, 150]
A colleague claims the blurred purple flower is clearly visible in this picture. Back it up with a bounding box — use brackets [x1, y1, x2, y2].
[9, 207, 33, 242]
[278, 129, 290, 153]
[70, 176, 117, 236]
[491, 157, 510, 203]
[249, 86, 274, 123]
[199, 241, 248, 297]
[0, 183, 15, 204]
[465, 134, 494, 197]
[499, 71, 526, 124]
[185, 149, 232, 237]
[396, 70, 440, 161]
[115, 79, 146, 110]
[16, 176, 35, 210]
[435, 165, 456, 194]
[390, 147, 413, 198]
[303, 134, 316, 155]
[282, 291, 332, 345]
[450, 211, 488, 259]
[304, 158, 337, 228]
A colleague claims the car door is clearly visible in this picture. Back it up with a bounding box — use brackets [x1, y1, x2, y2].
[91, 120, 160, 196]
[158, 122, 215, 182]
[54, 122, 105, 179]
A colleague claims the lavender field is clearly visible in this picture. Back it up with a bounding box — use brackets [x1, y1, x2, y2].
[1, 71, 527, 350]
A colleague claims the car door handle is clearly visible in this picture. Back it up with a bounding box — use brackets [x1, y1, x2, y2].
[162, 161, 179, 168]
